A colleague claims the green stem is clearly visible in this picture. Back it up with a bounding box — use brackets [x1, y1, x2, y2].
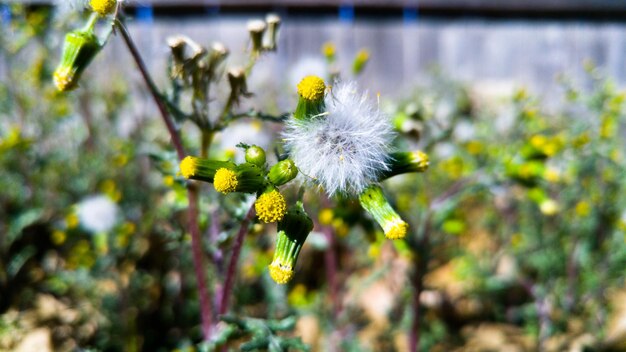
[82, 12, 99, 32]
[201, 131, 214, 158]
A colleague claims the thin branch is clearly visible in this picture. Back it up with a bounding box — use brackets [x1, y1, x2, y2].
[115, 18, 185, 160]
[409, 213, 431, 352]
[219, 204, 256, 315]
[322, 224, 340, 319]
[115, 18, 213, 339]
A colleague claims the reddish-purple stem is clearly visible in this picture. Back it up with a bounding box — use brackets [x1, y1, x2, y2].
[218, 204, 256, 315]
[323, 225, 340, 318]
[116, 20, 212, 339]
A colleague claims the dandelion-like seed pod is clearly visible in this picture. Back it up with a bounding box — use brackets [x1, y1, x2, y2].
[53, 28, 101, 92]
[268, 202, 313, 284]
[359, 184, 408, 240]
[285, 79, 394, 196]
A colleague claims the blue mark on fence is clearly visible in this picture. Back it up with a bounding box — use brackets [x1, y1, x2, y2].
[403, 7, 418, 24]
[0, 4, 10, 26]
[136, 5, 154, 23]
[339, 4, 355, 23]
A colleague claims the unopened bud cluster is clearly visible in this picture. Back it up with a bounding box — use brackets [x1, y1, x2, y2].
[247, 14, 282, 54]
[179, 145, 299, 222]
[179, 145, 312, 284]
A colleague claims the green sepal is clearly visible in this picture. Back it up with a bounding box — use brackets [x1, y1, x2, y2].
[233, 163, 267, 194]
[54, 27, 102, 91]
[273, 202, 313, 268]
[294, 97, 325, 120]
[358, 184, 407, 239]
[378, 151, 429, 181]
[180, 156, 236, 183]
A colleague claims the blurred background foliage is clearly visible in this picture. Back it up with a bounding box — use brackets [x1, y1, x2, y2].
[2, 3, 626, 352]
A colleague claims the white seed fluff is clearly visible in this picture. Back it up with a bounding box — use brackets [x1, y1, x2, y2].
[283, 81, 394, 196]
[77, 195, 119, 234]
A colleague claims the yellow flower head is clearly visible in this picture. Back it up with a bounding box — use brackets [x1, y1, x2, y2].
[255, 189, 287, 223]
[410, 150, 430, 172]
[269, 261, 294, 284]
[90, 0, 117, 16]
[297, 75, 326, 102]
[322, 42, 336, 58]
[179, 156, 198, 178]
[53, 68, 73, 92]
[384, 220, 408, 240]
[214, 168, 238, 194]
[356, 48, 370, 62]
[318, 208, 334, 226]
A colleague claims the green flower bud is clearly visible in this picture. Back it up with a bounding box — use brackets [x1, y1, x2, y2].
[294, 76, 326, 120]
[378, 151, 429, 180]
[213, 163, 266, 194]
[352, 48, 370, 75]
[359, 184, 408, 240]
[245, 145, 266, 167]
[179, 156, 236, 183]
[269, 202, 313, 284]
[268, 159, 298, 186]
[53, 25, 101, 92]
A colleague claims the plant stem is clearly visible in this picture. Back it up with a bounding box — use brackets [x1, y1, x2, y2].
[409, 214, 431, 352]
[323, 225, 340, 319]
[115, 19, 184, 160]
[218, 204, 256, 315]
[200, 131, 213, 158]
[115, 19, 213, 340]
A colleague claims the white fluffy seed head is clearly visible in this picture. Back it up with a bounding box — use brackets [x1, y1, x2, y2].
[283, 81, 394, 196]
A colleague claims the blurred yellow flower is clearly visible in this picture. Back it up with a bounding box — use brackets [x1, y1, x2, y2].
[575, 201, 590, 217]
[318, 208, 334, 225]
[539, 199, 560, 216]
[163, 175, 175, 187]
[511, 233, 524, 249]
[65, 212, 79, 229]
[322, 42, 336, 59]
[465, 140, 484, 155]
[543, 168, 561, 183]
[51, 230, 67, 245]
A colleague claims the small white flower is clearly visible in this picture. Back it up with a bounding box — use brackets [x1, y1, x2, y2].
[283, 81, 394, 196]
[77, 195, 119, 233]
